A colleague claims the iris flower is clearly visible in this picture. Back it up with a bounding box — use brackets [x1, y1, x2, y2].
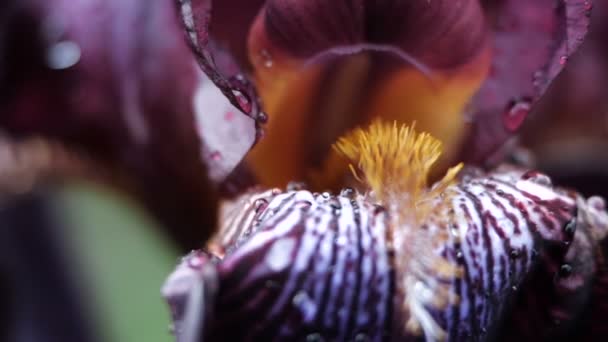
[1, 0, 607, 341]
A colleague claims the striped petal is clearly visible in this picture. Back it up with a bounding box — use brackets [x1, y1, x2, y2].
[163, 166, 608, 340]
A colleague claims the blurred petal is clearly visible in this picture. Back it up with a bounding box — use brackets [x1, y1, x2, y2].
[0, 191, 96, 342]
[462, 0, 593, 163]
[246, 0, 491, 189]
[0, 0, 260, 249]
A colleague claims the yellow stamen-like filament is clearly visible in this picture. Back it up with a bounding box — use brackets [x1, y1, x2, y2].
[334, 120, 464, 341]
[334, 120, 462, 221]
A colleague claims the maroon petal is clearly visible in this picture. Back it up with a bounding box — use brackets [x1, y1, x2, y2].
[176, 0, 267, 128]
[210, 0, 265, 69]
[0, 0, 258, 249]
[463, 0, 593, 164]
[254, 0, 486, 68]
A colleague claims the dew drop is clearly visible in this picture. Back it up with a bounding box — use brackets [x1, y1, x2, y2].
[335, 235, 348, 246]
[47, 40, 81, 70]
[287, 181, 306, 191]
[306, 333, 324, 342]
[292, 290, 316, 319]
[340, 187, 355, 199]
[260, 49, 274, 68]
[559, 263, 573, 277]
[584, 1, 592, 11]
[559, 55, 568, 65]
[257, 111, 269, 123]
[503, 99, 531, 132]
[354, 333, 370, 342]
[187, 255, 203, 269]
[532, 70, 544, 87]
[521, 170, 552, 186]
[265, 237, 296, 272]
[509, 248, 520, 259]
[231, 89, 252, 114]
[210, 151, 222, 161]
[224, 111, 235, 121]
[450, 224, 460, 238]
[456, 250, 464, 262]
[253, 198, 268, 212]
[564, 218, 576, 236]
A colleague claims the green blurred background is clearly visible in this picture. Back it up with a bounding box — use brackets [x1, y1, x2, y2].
[59, 183, 179, 342]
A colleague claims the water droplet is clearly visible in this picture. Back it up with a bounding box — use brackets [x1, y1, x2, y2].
[510, 248, 520, 259]
[306, 333, 324, 342]
[210, 151, 222, 161]
[253, 198, 268, 212]
[335, 235, 348, 246]
[231, 90, 252, 114]
[450, 224, 460, 237]
[559, 263, 573, 277]
[511, 285, 518, 291]
[456, 250, 464, 262]
[559, 55, 568, 65]
[257, 111, 269, 123]
[292, 290, 316, 318]
[503, 99, 531, 132]
[584, 1, 592, 11]
[340, 187, 355, 198]
[564, 218, 576, 236]
[46, 40, 81, 70]
[187, 255, 203, 269]
[260, 49, 273, 68]
[521, 170, 552, 186]
[354, 333, 370, 342]
[532, 70, 544, 87]
[287, 181, 306, 191]
[266, 238, 296, 272]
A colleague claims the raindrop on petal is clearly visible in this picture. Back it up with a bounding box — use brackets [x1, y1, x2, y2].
[503, 99, 531, 132]
[46, 40, 81, 70]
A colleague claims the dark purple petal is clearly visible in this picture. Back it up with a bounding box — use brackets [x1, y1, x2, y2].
[210, 0, 265, 69]
[176, 0, 267, 128]
[253, 0, 487, 68]
[0, 0, 259, 249]
[462, 0, 593, 164]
